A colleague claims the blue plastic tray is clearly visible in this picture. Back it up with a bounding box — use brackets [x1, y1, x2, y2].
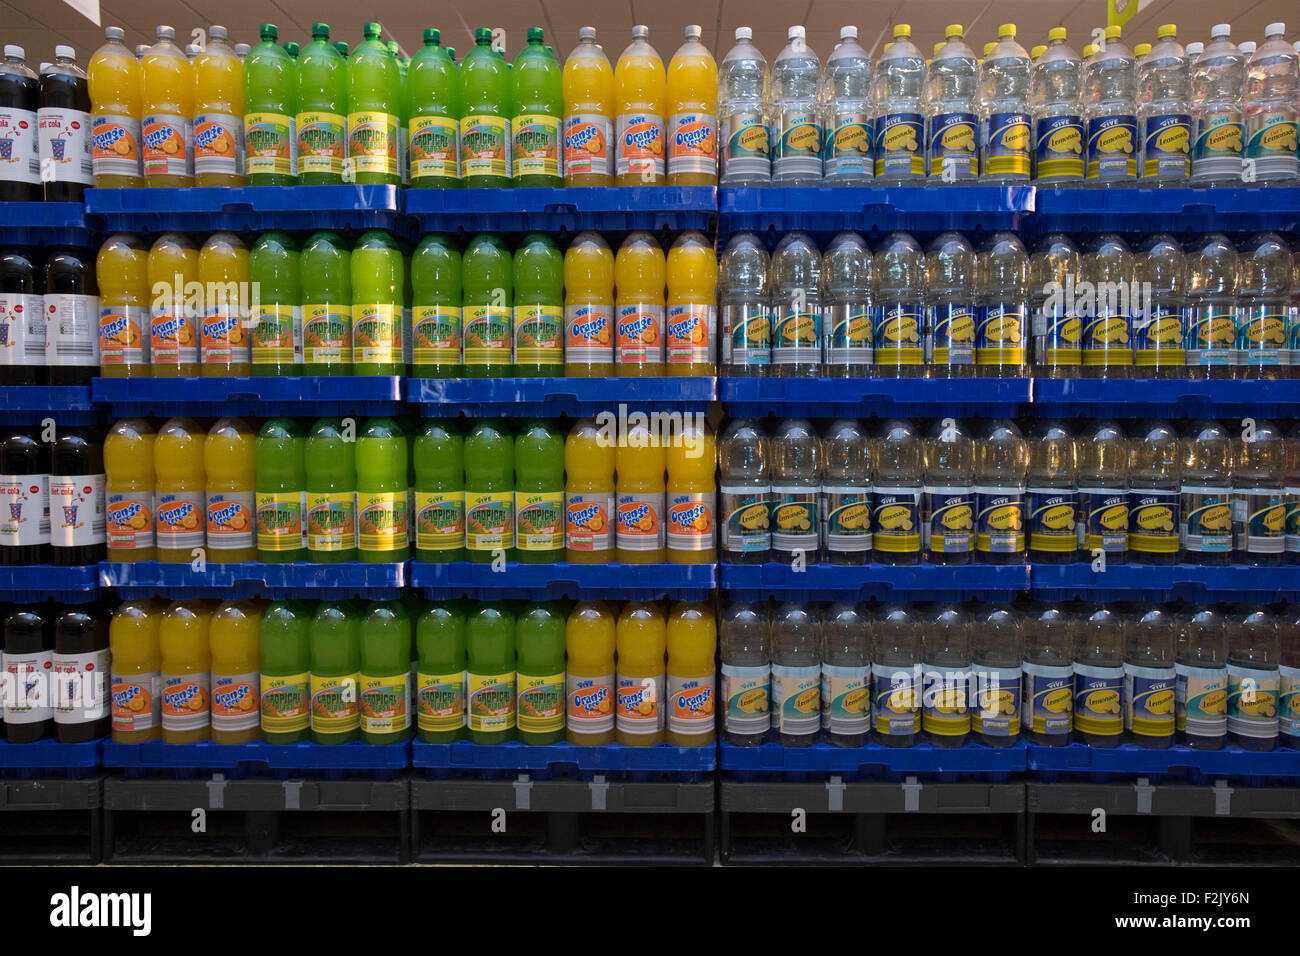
[103, 738, 410, 779]
[1027, 742, 1300, 784]
[2, 201, 93, 246]
[1031, 185, 1300, 235]
[99, 560, 406, 600]
[411, 559, 716, 600]
[405, 186, 716, 233]
[412, 739, 715, 780]
[84, 184, 402, 232]
[0, 564, 100, 602]
[0, 737, 102, 778]
[91, 375, 403, 417]
[1032, 377, 1300, 418]
[409, 375, 715, 417]
[0, 385, 100, 425]
[720, 375, 1030, 418]
[1028, 562, 1300, 603]
[720, 740, 1026, 781]
[720, 561, 1029, 601]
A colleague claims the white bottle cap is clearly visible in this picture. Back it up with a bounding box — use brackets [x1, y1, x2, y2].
[4, 45, 24, 59]
[156, 25, 175, 40]
[840, 26, 858, 41]
[39, 63, 50, 72]
[1210, 23, 1230, 39]
[685, 24, 702, 40]
[105, 26, 125, 41]
[1186, 41, 1204, 55]
[210, 25, 228, 41]
[735, 27, 752, 41]
[632, 24, 649, 39]
[55, 45, 75, 60]
[789, 25, 806, 41]
[1265, 22, 1285, 38]
[1239, 41, 1256, 54]
[579, 26, 596, 40]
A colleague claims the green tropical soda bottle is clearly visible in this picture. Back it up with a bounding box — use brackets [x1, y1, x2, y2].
[463, 233, 513, 376]
[296, 23, 347, 184]
[411, 232, 462, 377]
[513, 232, 563, 375]
[305, 417, 356, 562]
[244, 24, 299, 185]
[249, 230, 302, 376]
[260, 600, 312, 744]
[414, 419, 465, 563]
[301, 230, 352, 374]
[356, 417, 410, 563]
[360, 599, 413, 745]
[255, 417, 306, 562]
[467, 601, 516, 744]
[511, 28, 562, 187]
[347, 23, 400, 186]
[310, 600, 361, 744]
[465, 419, 514, 563]
[516, 600, 565, 744]
[381, 41, 410, 185]
[416, 601, 467, 743]
[409, 29, 461, 188]
[351, 229, 405, 376]
[459, 28, 512, 188]
[514, 420, 563, 563]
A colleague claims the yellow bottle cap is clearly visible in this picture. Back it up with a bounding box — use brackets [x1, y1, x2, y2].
[1083, 44, 1096, 57]
[884, 41, 893, 52]
[1105, 25, 1121, 39]
[894, 24, 911, 38]
[1031, 45, 1046, 58]
[1157, 24, 1177, 39]
[934, 41, 946, 54]
[983, 42, 996, 55]
[1135, 43, 1151, 56]
[945, 24, 963, 38]
[999, 23, 1016, 37]
[1048, 27, 1067, 42]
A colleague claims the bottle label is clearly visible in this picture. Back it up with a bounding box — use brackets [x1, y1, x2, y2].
[261, 672, 310, 734]
[1184, 304, 1236, 365]
[353, 303, 402, 366]
[516, 673, 563, 734]
[615, 303, 665, 365]
[111, 670, 160, 732]
[1226, 663, 1279, 739]
[873, 112, 924, 178]
[616, 491, 665, 553]
[981, 111, 1031, 177]
[773, 108, 820, 178]
[466, 490, 513, 551]
[410, 305, 460, 366]
[50, 473, 105, 548]
[1034, 114, 1084, 179]
[90, 114, 141, 179]
[250, 303, 302, 366]
[1128, 488, 1179, 555]
[201, 306, 251, 367]
[104, 490, 152, 552]
[1233, 488, 1286, 554]
[722, 663, 770, 735]
[926, 304, 975, 366]
[52, 649, 108, 724]
[1142, 114, 1192, 178]
[193, 112, 244, 177]
[722, 303, 771, 367]
[1073, 663, 1123, 737]
[1288, 487, 1300, 554]
[415, 490, 464, 552]
[38, 107, 92, 184]
[347, 111, 398, 177]
[142, 113, 192, 177]
[1086, 114, 1137, 181]
[615, 113, 665, 179]
[771, 306, 820, 366]
[667, 112, 717, 176]
[721, 112, 770, 177]
[514, 490, 563, 552]
[824, 485, 873, 553]
[358, 672, 409, 734]
[772, 663, 820, 737]
[666, 303, 714, 365]
[1123, 664, 1175, 738]
[976, 303, 1026, 366]
[1081, 305, 1131, 367]
[922, 666, 971, 737]
[823, 112, 872, 177]
[564, 303, 614, 366]
[1079, 488, 1128, 553]
[1027, 487, 1078, 553]
[1194, 113, 1245, 161]
[0, 293, 43, 366]
[310, 673, 359, 735]
[1023, 662, 1073, 736]
[460, 114, 511, 179]
[302, 303, 352, 365]
[512, 304, 562, 366]
[563, 114, 613, 177]
[821, 663, 870, 735]
[211, 671, 259, 732]
[3, 651, 50, 722]
[721, 486, 770, 554]
[873, 663, 919, 737]
[825, 303, 874, 366]
[927, 112, 977, 178]
[161, 670, 210, 732]
[975, 486, 1025, 554]
[873, 486, 920, 554]
[666, 491, 715, 552]
[923, 485, 972, 554]
[149, 303, 199, 368]
[1236, 306, 1288, 366]
[512, 113, 560, 178]
[616, 673, 664, 734]
[1180, 664, 1226, 736]
[1032, 304, 1082, 368]
[296, 111, 346, 177]
[255, 490, 305, 552]
[307, 491, 355, 552]
[667, 674, 715, 734]
[1279, 664, 1300, 739]
[770, 484, 818, 554]
[46, 293, 99, 367]
[973, 666, 1022, 737]
[1132, 304, 1186, 367]
[416, 671, 465, 733]
[356, 490, 408, 555]
[0, 106, 39, 184]
[566, 673, 615, 735]
[98, 305, 148, 367]
[245, 112, 296, 176]
[1245, 110, 1297, 159]
[407, 114, 459, 181]
[566, 490, 615, 552]
[1181, 485, 1232, 555]
[874, 303, 924, 366]
[459, 304, 510, 366]
[206, 491, 254, 551]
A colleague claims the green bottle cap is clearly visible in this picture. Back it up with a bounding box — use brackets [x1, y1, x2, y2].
[384, 40, 399, 56]
[527, 27, 544, 43]
[447, 48, 456, 60]
[283, 42, 299, 57]
[424, 28, 440, 45]
[260, 23, 278, 40]
[333, 41, 349, 56]
[311, 23, 329, 39]
[364, 22, 382, 39]
[475, 27, 492, 43]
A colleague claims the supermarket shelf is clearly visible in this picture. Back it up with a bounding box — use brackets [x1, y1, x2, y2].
[412, 740, 715, 780]
[721, 740, 1025, 781]
[0, 385, 100, 425]
[103, 739, 410, 778]
[1027, 742, 1300, 784]
[1, 201, 93, 246]
[0, 564, 100, 602]
[720, 375, 1031, 418]
[410, 375, 715, 417]
[405, 186, 716, 233]
[412, 559, 716, 600]
[1032, 376, 1300, 418]
[1028, 561, 1300, 603]
[0, 774, 103, 863]
[0, 738, 103, 778]
[92, 375, 404, 417]
[1031, 185, 1300, 235]
[99, 560, 406, 600]
[720, 561, 1028, 601]
[84, 184, 403, 232]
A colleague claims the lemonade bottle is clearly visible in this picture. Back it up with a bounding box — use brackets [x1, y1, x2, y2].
[351, 229, 404, 376]
[408, 29, 462, 188]
[310, 600, 360, 744]
[416, 601, 466, 743]
[301, 230, 352, 374]
[198, 232, 251, 376]
[563, 231, 615, 376]
[666, 25, 718, 186]
[467, 601, 516, 744]
[209, 600, 261, 744]
[296, 23, 346, 184]
[616, 422, 666, 563]
[462, 233, 513, 376]
[411, 232, 462, 377]
[614, 231, 666, 375]
[616, 601, 667, 745]
[348, 23, 399, 185]
[355, 418, 410, 563]
[465, 419, 514, 562]
[141, 26, 193, 187]
[360, 600, 412, 745]
[666, 599, 717, 746]
[147, 233, 199, 377]
[565, 418, 616, 563]
[512, 28, 562, 187]
[513, 233, 563, 375]
[193, 25, 246, 186]
[565, 601, 616, 744]
[666, 419, 717, 564]
[460, 28, 512, 187]
[305, 418, 356, 562]
[154, 417, 206, 563]
[204, 417, 256, 564]
[516, 601, 565, 744]
[515, 419, 564, 563]
[110, 599, 162, 743]
[255, 418, 306, 562]
[96, 234, 150, 378]
[244, 24, 298, 185]
[563, 27, 615, 186]
[615, 26, 667, 185]
[104, 418, 155, 562]
[260, 600, 311, 743]
[159, 600, 211, 744]
[665, 230, 717, 375]
[414, 420, 465, 563]
[249, 230, 302, 376]
[89, 26, 144, 187]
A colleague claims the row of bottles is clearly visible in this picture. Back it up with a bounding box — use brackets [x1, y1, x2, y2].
[1, 601, 108, 742]
[0, 45, 92, 200]
[720, 600, 1300, 751]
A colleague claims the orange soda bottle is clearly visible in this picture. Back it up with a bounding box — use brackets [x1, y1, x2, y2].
[564, 601, 616, 745]
[210, 599, 262, 744]
[666, 599, 717, 746]
[564, 418, 615, 564]
[104, 418, 155, 562]
[192, 25, 246, 186]
[666, 418, 717, 564]
[615, 421, 666, 563]
[140, 25, 194, 186]
[198, 232, 251, 375]
[154, 418, 206, 563]
[563, 231, 615, 377]
[666, 25, 718, 186]
[615, 600, 666, 746]
[665, 230, 717, 376]
[204, 418, 256, 563]
[147, 232, 200, 376]
[88, 26, 144, 187]
[614, 26, 666, 185]
[160, 599, 212, 744]
[562, 27, 614, 186]
[109, 599, 162, 743]
[96, 234, 150, 377]
[614, 231, 665, 376]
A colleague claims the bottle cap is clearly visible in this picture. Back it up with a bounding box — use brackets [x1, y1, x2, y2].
[210, 25, 227, 41]
[364, 22, 383, 39]
[447, 48, 456, 60]
[841, 26, 858, 41]
[633, 25, 650, 39]
[1239, 41, 1256, 54]
[423, 28, 440, 44]
[260, 24, 278, 40]
[1265, 23, 1286, 38]
[1186, 41, 1204, 55]
[1104, 25, 1121, 39]
[1031, 45, 1046, 58]
[685, 25, 702, 40]
[1082, 44, 1095, 57]
[788, 26, 805, 41]
[894, 24, 911, 38]
[135, 45, 150, 57]
[1156, 24, 1176, 39]
[1210, 23, 1230, 39]
[945, 24, 963, 38]
[54, 45, 75, 60]
[3, 45, 23, 59]
[935, 41, 946, 54]
[734, 27, 752, 41]
[311, 23, 329, 39]
[156, 25, 175, 40]
[1134, 43, 1151, 56]
[884, 42, 894, 52]
[105, 26, 125, 41]
[580, 26, 597, 41]
[528, 26, 544, 43]
[235, 43, 250, 56]
[999, 23, 1016, 37]
[983, 42, 996, 55]
[475, 27, 492, 43]
[1048, 26, 1067, 41]
[285, 42, 300, 56]
[39, 63, 50, 72]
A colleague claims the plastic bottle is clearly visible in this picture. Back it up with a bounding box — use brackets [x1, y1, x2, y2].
[415, 602, 466, 743]
[1176, 605, 1228, 748]
[350, 229, 404, 376]
[0, 46, 40, 200]
[923, 417, 974, 564]
[305, 418, 356, 562]
[974, 419, 1028, 563]
[110, 602, 162, 743]
[820, 602, 870, 747]
[562, 231, 615, 377]
[259, 601, 311, 744]
[565, 417, 615, 563]
[1073, 604, 1125, 747]
[243, 24, 298, 185]
[874, 604, 921, 746]
[408, 233, 459, 377]
[1185, 232, 1239, 376]
[295, 23, 347, 184]
[198, 232, 251, 376]
[615, 26, 666, 185]
[0, 248, 43, 386]
[976, 230, 1029, 375]
[873, 232, 926, 375]
[973, 604, 1024, 746]
[460, 233, 512, 376]
[1281, 609, 1300, 746]
[565, 601, 615, 746]
[510, 28, 562, 187]
[309, 601, 360, 744]
[1288, 421, 1300, 561]
[357, 600, 411, 745]
[407, 29, 460, 188]
[872, 25, 925, 184]
[874, 419, 923, 565]
[664, 600, 717, 746]
[1022, 601, 1075, 745]
[347, 23, 399, 186]
[3, 606, 49, 741]
[1138, 25, 1191, 184]
[1127, 420, 1182, 565]
[1078, 420, 1129, 563]
[615, 601, 666, 746]
[718, 27, 770, 186]
[52, 604, 108, 743]
[48, 426, 104, 566]
[720, 601, 770, 746]
[822, 231, 873, 375]
[1227, 607, 1280, 751]
[922, 603, 970, 747]
[159, 600, 211, 744]
[1180, 420, 1233, 565]
[1191, 24, 1246, 185]
[355, 418, 409, 563]
[1124, 606, 1176, 748]
[140, 26, 193, 187]
[512, 420, 563, 563]
[1236, 231, 1292, 377]
[770, 418, 821, 564]
[1233, 418, 1286, 565]
[1245, 23, 1298, 183]
[146, 233, 198, 377]
[665, 231, 716, 375]
[718, 231, 771, 375]
[821, 419, 872, 565]
[1083, 25, 1137, 185]
[96, 234, 150, 378]
[208, 600, 261, 745]
[562, 27, 614, 186]
[925, 24, 978, 182]
[249, 231, 301, 376]
[299, 230, 352, 374]
[925, 231, 976, 374]
[511, 601, 563, 746]
[204, 418, 256, 564]
[1132, 232, 1187, 374]
[254, 418, 305, 563]
[41, 246, 95, 387]
[665, 419, 716, 565]
[979, 24, 1032, 182]
[512, 232, 563, 376]
[456, 28, 511, 188]
[771, 26, 822, 183]
[664, 25, 717, 186]
[718, 419, 770, 564]
[770, 231, 822, 376]
[192, 26, 244, 187]
[464, 419, 513, 563]
[1030, 28, 1084, 184]
[1026, 419, 1078, 562]
[1079, 232, 1135, 377]
[103, 418, 154, 562]
[616, 421, 666, 564]
[614, 231, 666, 375]
[153, 417, 205, 564]
[89, 27, 144, 188]
[821, 26, 873, 184]
[771, 602, 821, 746]
[38, 45, 92, 201]
[412, 420, 464, 563]
[1029, 233, 1081, 375]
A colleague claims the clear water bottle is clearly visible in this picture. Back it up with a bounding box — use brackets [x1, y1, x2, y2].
[1176, 605, 1228, 748]
[1185, 232, 1239, 377]
[979, 23, 1033, 183]
[821, 418, 872, 565]
[926, 231, 977, 375]
[1191, 24, 1246, 185]
[720, 600, 771, 746]
[1074, 603, 1126, 747]
[1138, 25, 1192, 185]
[1027, 419, 1078, 563]
[922, 417, 974, 565]
[873, 418, 923, 565]
[1125, 606, 1177, 748]
[718, 418, 770, 564]
[1133, 233, 1188, 376]
[1030, 233, 1082, 375]
[771, 601, 821, 747]
[873, 603, 921, 747]
[975, 419, 1028, 564]
[871, 24, 926, 185]
[719, 231, 771, 376]
[771, 26, 823, 184]
[1078, 420, 1130, 563]
[1128, 420, 1182, 565]
[1080, 233, 1135, 378]
[1246, 23, 1299, 184]
[1023, 600, 1075, 746]
[1084, 25, 1138, 185]
[1227, 606, 1280, 751]
[1030, 27, 1085, 185]
[925, 24, 979, 182]
[819, 26, 873, 184]
[976, 230, 1029, 376]
[1232, 418, 1286, 566]
[1236, 231, 1292, 378]
[973, 603, 1024, 747]
[821, 601, 871, 746]
[770, 418, 822, 564]
[719, 27, 772, 186]
[821, 231, 873, 375]
[770, 231, 822, 376]
[1180, 420, 1234, 565]
[922, 603, 971, 748]
[873, 231, 926, 376]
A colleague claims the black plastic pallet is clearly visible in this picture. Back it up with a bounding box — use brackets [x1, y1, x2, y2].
[0, 774, 103, 864]
[102, 773, 409, 864]
[410, 775, 715, 865]
[719, 776, 1026, 865]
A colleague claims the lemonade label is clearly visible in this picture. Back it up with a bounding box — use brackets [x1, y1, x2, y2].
[1086, 114, 1137, 181]
[244, 112, 296, 177]
[409, 115, 459, 181]
[359, 673, 410, 734]
[1278, 664, 1300, 740]
[924, 486, 972, 555]
[256, 491, 305, 552]
[615, 303, 665, 365]
[303, 303, 353, 366]
[666, 303, 714, 365]
[927, 112, 977, 178]
[820, 664, 870, 735]
[616, 491, 665, 553]
[1226, 663, 1279, 741]
[823, 111, 873, 178]
[1286, 486, 1300, 555]
[1034, 114, 1084, 179]
[347, 111, 398, 176]
[826, 304, 874, 366]
[296, 111, 346, 177]
[1027, 488, 1078, 554]
[973, 666, 1022, 737]
[411, 304, 461, 367]
[616, 674, 664, 735]
[1245, 110, 1297, 159]
[721, 112, 770, 178]
[873, 664, 920, 737]
[251, 303, 302, 365]
[976, 304, 1026, 366]
[874, 303, 924, 366]
[205, 491, 254, 551]
[1081, 303, 1131, 367]
[201, 305, 250, 367]
[1142, 114, 1192, 179]
[1128, 489, 1179, 555]
[772, 663, 820, 736]
[667, 674, 715, 734]
[1185, 304, 1236, 366]
[212, 671, 259, 732]
[193, 112, 245, 177]
[721, 487, 770, 554]
[981, 111, 1031, 177]
[515, 491, 563, 552]
[111, 671, 160, 733]
[566, 490, 614, 552]
[771, 306, 820, 366]
[1181, 485, 1232, 555]
[417, 671, 465, 733]
[1079, 488, 1128, 553]
[667, 112, 717, 177]
[49, 473, 106, 549]
[155, 490, 205, 551]
[310, 673, 359, 735]
[466, 490, 513, 551]
[512, 113, 561, 178]
[149, 304, 198, 367]
[1123, 664, 1175, 739]
[976, 486, 1025, 555]
[307, 492, 356, 552]
[615, 112, 665, 179]
[161, 671, 210, 732]
[567, 673, 615, 735]
[1023, 662, 1073, 736]
[518, 673, 564, 734]
[142, 113, 193, 178]
[563, 114, 613, 177]
[773, 109, 821, 173]
[513, 304, 562, 365]
[1133, 304, 1186, 367]
[0, 293, 44, 366]
[770, 484, 818, 555]
[873, 112, 923, 179]
[91, 114, 142, 179]
[1236, 306, 1288, 367]
[357, 491, 408, 555]
[1073, 664, 1123, 737]
[460, 114, 510, 179]
[1194, 112, 1245, 161]
[922, 667, 971, 737]
[1032, 303, 1083, 368]
[722, 663, 770, 736]
[1234, 489, 1286, 556]
[105, 490, 153, 552]
[97, 305, 148, 367]
[927, 304, 975, 366]
[416, 490, 465, 552]
[352, 303, 402, 366]
[667, 491, 715, 552]
[564, 303, 614, 366]
[261, 672, 310, 734]
[873, 487, 921, 555]
[824, 486, 872, 554]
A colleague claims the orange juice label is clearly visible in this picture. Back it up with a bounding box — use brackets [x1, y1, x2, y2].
[205, 491, 254, 550]
[468, 672, 516, 733]
[567, 673, 615, 733]
[564, 303, 614, 364]
[105, 491, 153, 551]
[352, 303, 401, 365]
[161, 671, 210, 731]
[566, 491, 614, 551]
[142, 113, 193, 177]
[416, 490, 465, 551]
[111, 671, 160, 732]
[212, 672, 259, 731]
[668, 112, 717, 176]
[97, 305, 147, 366]
[302, 303, 352, 366]
[564, 114, 613, 176]
[155, 490, 205, 550]
[91, 114, 142, 178]
[518, 673, 564, 733]
[296, 111, 345, 176]
[251, 303, 302, 365]
[460, 114, 509, 178]
[311, 673, 359, 734]
[360, 672, 410, 734]
[513, 304, 563, 365]
[667, 674, 716, 734]
[616, 674, 664, 734]
[666, 303, 714, 364]
[617, 491, 665, 551]
[194, 112, 245, 177]
[667, 491, 715, 551]
[512, 113, 560, 177]
[515, 490, 563, 552]
[463, 306, 511, 365]
[616, 113, 665, 178]
[412, 304, 461, 366]
[256, 490, 305, 552]
[347, 110, 398, 176]
[409, 115, 459, 181]
[357, 491, 408, 555]
[245, 111, 297, 176]
[261, 671, 310, 733]
[200, 307, 251, 366]
[150, 306, 199, 366]
[306, 491, 356, 552]
[616, 303, 665, 364]
[466, 490, 513, 551]
[416, 671, 465, 733]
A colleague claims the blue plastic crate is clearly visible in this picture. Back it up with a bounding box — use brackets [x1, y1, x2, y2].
[1028, 562, 1300, 603]
[405, 186, 716, 233]
[409, 375, 715, 417]
[720, 561, 1029, 601]
[411, 559, 716, 600]
[412, 739, 715, 780]
[102, 738, 410, 779]
[720, 375, 1031, 418]
[0, 385, 100, 425]
[84, 184, 402, 232]
[99, 560, 406, 600]
[1027, 742, 1300, 785]
[1031, 185, 1300, 236]
[1032, 377, 1300, 419]
[0, 737, 102, 778]
[720, 740, 1026, 782]
[0, 564, 100, 602]
[2, 201, 92, 246]
[91, 375, 403, 417]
